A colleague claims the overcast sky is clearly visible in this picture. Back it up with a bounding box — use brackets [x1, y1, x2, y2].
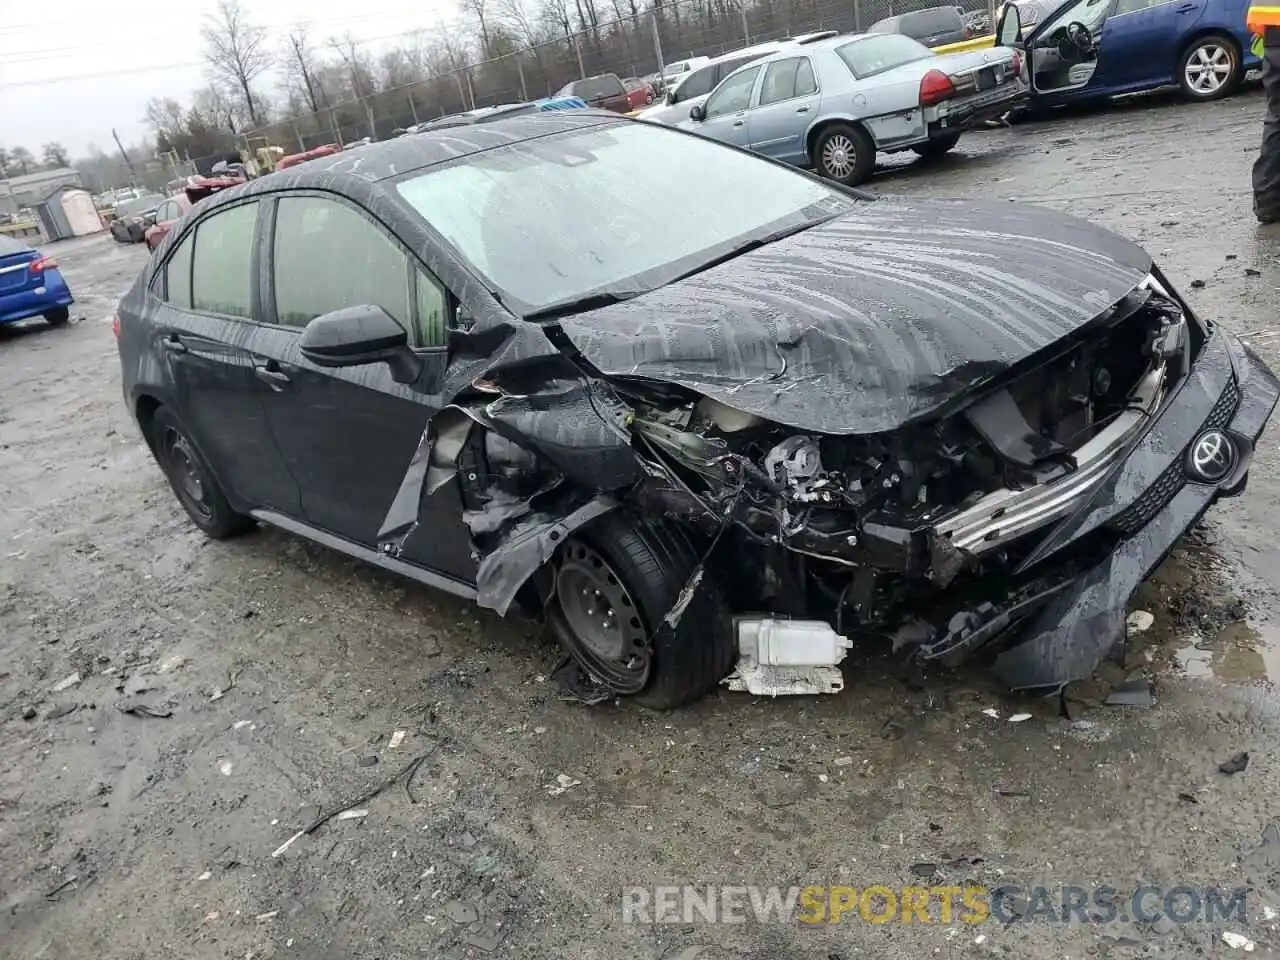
[0, 0, 460, 159]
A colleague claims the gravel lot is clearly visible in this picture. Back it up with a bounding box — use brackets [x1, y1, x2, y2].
[5, 91, 1280, 959]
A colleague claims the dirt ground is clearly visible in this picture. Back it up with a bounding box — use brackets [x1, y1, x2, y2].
[5, 91, 1280, 960]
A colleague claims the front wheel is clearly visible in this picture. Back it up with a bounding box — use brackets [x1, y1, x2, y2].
[548, 513, 734, 710]
[812, 123, 877, 186]
[912, 132, 962, 159]
[1179, 35, 1241, 101]
[150, 406, 254, 539]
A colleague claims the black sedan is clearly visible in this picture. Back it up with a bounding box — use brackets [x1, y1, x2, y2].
[116, 110, 1279, 709]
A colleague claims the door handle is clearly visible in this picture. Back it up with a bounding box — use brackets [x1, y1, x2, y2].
[253, 363, 292, 386]
[161, 335, 187, 354]
[733, 119, 745, 127]
[796, 105, 810, 113]
[1176, 2, 1197, 10]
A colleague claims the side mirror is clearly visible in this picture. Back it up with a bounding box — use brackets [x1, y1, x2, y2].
[997, 3, 1022, 46]
[665, 89, 677, 105]
[689, 104, 706, 122]
[299, 304, 423, 385]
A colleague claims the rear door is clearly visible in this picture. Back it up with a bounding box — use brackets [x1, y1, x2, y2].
[245, 192, 476, 578]
[148, 203, 302, 515]
[692, 64, 764, 148]
[747, 56, 821, 163]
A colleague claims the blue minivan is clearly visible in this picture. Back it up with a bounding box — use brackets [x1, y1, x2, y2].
[998, 0, 1261, 105]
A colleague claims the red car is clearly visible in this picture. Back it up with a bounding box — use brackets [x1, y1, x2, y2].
[144, 175, 246, 251]
[622, 77, 654, 110]
[275, 143, 341, 171]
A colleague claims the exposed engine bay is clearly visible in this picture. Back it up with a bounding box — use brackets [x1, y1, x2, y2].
[395, 277, 1202, 701]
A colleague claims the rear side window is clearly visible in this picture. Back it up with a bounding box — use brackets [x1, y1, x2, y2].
[576, 75, 625, 99]
[191, 202, 256, 318]
[165, 234, 193, 309]
[835, 36, 933, 78]
[902, 7, 961, 34]
[758, 58, 818, 105]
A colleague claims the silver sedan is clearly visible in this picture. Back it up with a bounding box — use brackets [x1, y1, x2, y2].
[678, 33, 1028, 185]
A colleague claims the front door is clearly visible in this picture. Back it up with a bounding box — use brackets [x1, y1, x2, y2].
[1091, 0, 1204, 90]
[150, 201, 302, 516]
[747, 56, 821, 164]
[246, 192, 477, 581]
[1022, 0, 1114, 96]
[692, 63, 763, 149]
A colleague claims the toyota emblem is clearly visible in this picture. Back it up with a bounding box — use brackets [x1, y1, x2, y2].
[1186, 429, 1235, 484]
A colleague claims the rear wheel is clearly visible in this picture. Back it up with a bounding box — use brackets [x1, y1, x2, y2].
[44, 307, 69, 326]
[150, 406, 253, 539]
[1179, 34, 1241, 101]
[548, 513, 734, 710]
[912, 132, 962, 159]
[812, 123, 877, 186]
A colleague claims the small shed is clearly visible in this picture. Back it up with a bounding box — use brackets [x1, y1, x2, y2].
[33, 186, 103, 241]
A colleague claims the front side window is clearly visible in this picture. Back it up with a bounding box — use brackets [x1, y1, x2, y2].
[704, 64, 762, 117]
[835, 36, 933, 78]
[272, 196, 414, 334]
[191, 201, 256, 318]
[165, 233, 193, 309]
[394, 121, 855, 315]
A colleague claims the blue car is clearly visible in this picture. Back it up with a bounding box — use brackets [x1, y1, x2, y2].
[0, 235, 73, 327]
[997, 0, 1260, 106]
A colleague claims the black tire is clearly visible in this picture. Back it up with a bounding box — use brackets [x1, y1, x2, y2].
[812, 123, 877, 186]
[548, 512, 734, 710]
[149, 406, 254, 539]
[44, 307, 69, 326]
[1178, 33, 1241, 101]
[912, 132, 962, 159]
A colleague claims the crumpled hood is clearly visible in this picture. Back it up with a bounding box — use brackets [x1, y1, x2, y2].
[556, 197, 1153, 435]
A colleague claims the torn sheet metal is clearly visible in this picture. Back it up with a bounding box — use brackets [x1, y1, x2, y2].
[473, 496, 617, 615]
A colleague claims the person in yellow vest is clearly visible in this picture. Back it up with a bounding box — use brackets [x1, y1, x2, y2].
[1249, 3, 1280, 222]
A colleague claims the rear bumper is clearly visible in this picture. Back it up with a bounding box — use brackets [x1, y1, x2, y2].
[0, 270, 74, 324]
[927, 85, 1029, 131]
[917, 328, 1279, 690]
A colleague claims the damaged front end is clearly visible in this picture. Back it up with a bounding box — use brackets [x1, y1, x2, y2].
[381, 272, 1279, 702]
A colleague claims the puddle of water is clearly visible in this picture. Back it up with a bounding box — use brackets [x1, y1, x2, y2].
[1174, 620, 1280, 683]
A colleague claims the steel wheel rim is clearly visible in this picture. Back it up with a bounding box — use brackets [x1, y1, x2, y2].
[1186, 44, 1232, 93]
[162, 427, 213, 522]
[821, 134, 856, 179]
[554, 541, 650, 693]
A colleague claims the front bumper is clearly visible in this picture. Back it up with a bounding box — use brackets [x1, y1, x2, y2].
[926, 327, 1278, 690]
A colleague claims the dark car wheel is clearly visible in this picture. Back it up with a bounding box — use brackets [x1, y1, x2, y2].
[1179, 34, 1241, 101]
[813, 123, 876, 186]
[44, 307, 69, 326]
[548, 512, 734, 710]
[912, 132, 962, 159]
[149, 406, 254, 539]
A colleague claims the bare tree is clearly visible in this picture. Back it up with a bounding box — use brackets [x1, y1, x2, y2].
[0, 148, 10, 179]
[42, 142, 70, 169]
[201, 0, 271, 127]
[462, 0, 494, 55]
[9, 147, 34, 176]
[284, 27, 324, 114]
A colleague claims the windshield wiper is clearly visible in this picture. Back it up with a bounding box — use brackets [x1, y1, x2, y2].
[667, 218, 832, 285]
[524, 289, 643, 322]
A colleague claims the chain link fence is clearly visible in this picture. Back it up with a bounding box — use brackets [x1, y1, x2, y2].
[243, 0, 998, 154]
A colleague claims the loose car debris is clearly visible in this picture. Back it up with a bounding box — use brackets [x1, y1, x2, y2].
[115, 698, 172, 719]
[1219, 751, 1250, 775]
[51, 672, 81, 693]
[1105, 678, 1154, 708]
[45, 875, 78, 900]
[1222, 931, 1256, 951]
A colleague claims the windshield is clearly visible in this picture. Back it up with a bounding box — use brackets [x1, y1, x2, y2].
[395, 122, 854, 315]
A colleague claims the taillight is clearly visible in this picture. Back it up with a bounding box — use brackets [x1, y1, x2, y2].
[919, 69, 956, 106]
[1010, 50, 1023, 76]
[112, 314, 121, 339]
[29, 255, 56, 274]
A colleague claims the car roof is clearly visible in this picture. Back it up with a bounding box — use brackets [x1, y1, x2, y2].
[193, 110, 626, 213]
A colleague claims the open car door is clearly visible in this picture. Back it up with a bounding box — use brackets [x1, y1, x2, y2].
[997, 0, 1112, 100]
